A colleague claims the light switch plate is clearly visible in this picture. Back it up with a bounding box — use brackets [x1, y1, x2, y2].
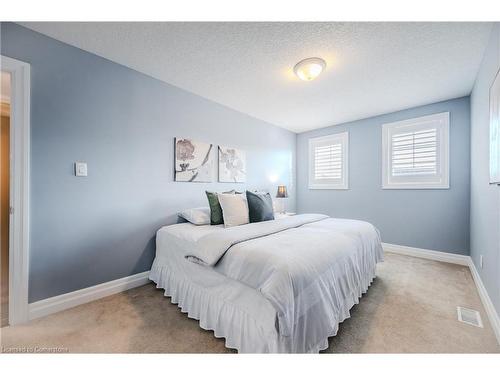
[75, 162, 88, 177]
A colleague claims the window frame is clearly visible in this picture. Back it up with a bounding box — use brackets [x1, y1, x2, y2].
[308, 132, 349, 190]
[382, 112, 450, 190]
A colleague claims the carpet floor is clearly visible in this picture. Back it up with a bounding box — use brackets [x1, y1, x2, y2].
[1, 252, 499, 353]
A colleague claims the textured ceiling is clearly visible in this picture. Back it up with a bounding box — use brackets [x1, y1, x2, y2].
[19, 22, 492, 133]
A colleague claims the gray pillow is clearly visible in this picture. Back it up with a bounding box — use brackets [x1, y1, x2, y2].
[246, 191, 275, 223]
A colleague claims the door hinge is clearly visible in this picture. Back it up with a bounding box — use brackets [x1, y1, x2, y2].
[9, 206, 14, 215]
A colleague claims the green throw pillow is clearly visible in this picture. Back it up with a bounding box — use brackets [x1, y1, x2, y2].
[206, 191, 224, 225]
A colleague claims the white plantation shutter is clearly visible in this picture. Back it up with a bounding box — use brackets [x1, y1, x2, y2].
[382, 112, 449, 189]
[314, 143, 342, 179]
[309, 132, 348, 189]
[391, 128, 437, 177]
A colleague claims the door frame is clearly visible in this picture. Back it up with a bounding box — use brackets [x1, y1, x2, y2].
[1, 55, 30, 325]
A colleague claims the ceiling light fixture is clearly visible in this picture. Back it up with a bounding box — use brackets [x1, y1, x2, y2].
[293, 57, 326, 81]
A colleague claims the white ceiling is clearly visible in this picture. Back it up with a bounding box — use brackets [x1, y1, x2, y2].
[20, 22, 492, 133]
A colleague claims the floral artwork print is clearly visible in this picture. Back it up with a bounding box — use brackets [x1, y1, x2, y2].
[175, 138, 213, 182]
[218, 146, 246, 183]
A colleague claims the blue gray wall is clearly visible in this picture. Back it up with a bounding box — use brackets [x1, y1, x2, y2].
[470, 23, 500, 313]
[297, 97, 471, 255]
[0, 23, 296, 303]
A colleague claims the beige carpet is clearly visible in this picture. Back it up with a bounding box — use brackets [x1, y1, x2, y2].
[1, 253, 499, 353]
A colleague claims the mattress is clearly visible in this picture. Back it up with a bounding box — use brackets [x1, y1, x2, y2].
[149, 216, 382, 353]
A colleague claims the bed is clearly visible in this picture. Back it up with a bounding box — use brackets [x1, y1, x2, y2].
[149, 213, 383, 353]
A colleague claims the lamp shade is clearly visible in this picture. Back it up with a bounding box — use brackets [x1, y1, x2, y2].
[276, 185, 288, 198]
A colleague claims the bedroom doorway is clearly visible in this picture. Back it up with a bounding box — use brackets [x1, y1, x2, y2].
[0, 55, 30, 326]
[1, 70, 11, 327]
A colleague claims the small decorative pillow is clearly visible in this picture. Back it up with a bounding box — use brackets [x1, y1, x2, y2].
[178, 207, 211, 225]
[246, 191, 275, 223]
[218, 193, 250, 228]
[206, 191, 224, 225]
[206, 190, 243, 225]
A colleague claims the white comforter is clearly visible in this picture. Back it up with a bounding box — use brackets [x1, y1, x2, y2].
[186, 214, 383, 339]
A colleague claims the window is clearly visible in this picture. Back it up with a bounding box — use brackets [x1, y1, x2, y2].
[309, 132, 348, 189]
[490, 68, 500, 184]
[382, 112, 449, 189]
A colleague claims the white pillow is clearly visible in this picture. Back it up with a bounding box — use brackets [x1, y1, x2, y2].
[218, 193, 249, 228]
[178, 207, 211, 225]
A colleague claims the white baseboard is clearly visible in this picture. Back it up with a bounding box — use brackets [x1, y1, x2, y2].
[383, 242, 500, 346]
[28, 271, 151, 321]
[382, 242, 470, 265]
[468, 259, 500, 345]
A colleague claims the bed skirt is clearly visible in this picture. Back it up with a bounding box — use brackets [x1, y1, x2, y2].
[149, 257, 378, 353]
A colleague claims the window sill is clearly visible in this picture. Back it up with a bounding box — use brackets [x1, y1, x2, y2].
[382, 184, 450, 190]
[309, 185, 349, 190]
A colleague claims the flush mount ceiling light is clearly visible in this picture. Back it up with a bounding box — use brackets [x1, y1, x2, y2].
[293, 57, 326, 81]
